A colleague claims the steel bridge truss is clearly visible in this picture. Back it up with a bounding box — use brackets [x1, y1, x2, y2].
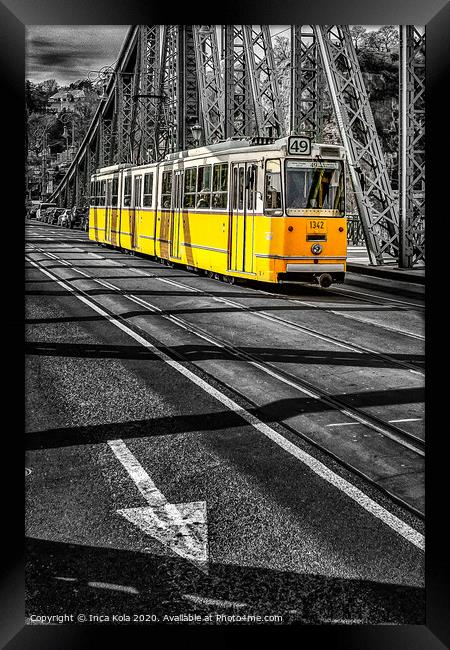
[49, 24, 425, 268]
[290, 25, 325, 140]
[315, 25, 400, 265]
[399, 26, 425, 267]
[223, 25, 284, 138]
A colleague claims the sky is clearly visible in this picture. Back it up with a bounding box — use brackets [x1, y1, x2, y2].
[26, 26, 130, 85]
[24, 25, 310, 86]
[25, 25, 382, 87]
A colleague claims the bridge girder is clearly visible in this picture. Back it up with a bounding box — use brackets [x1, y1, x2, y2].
[48, 24, 425, 268]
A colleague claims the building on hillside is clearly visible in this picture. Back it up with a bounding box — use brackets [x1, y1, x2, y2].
[48, 89, 86, 113]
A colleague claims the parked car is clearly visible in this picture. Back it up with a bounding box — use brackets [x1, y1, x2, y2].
[43, 208, 54, 223]
[38, 208, 50, 223]
[69, 206, 89, 229]
[36, 202, 57, 222]
[27, 201, 40, 219]
[57, 209, 71, 227]
[48, 208, 64, 225]
[81, 210, 89, 232]
[45, 208, 56, 224]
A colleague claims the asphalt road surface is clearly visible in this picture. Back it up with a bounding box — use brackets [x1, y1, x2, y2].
[25, 220, 425, 626]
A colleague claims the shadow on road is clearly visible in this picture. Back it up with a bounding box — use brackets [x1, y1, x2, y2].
[25, 537, 424, 624]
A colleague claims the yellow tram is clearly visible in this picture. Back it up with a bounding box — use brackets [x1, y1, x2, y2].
[89, 136, 347, 286]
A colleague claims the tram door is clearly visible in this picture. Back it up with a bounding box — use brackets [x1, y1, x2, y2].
[229, 162, 257, 273]
[105, 179, 113, 243]
[131, 175, 142, 250]
[170, 171, 183, 259]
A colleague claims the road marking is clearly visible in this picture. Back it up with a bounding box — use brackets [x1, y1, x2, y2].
[108, 439, 208, 571]
[87, 581, 139, 594]
[26, 256, 425, 551]
[327, 422, 357, 427]
[327, 418, 422, 427]
[182, 594, 248, 608]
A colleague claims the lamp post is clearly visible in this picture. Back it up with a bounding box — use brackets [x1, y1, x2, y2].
[190, 122, 203, 147]
[60, 111, 82, 163]
[88, 64, 116, 102]
[35, 125, 51, 200]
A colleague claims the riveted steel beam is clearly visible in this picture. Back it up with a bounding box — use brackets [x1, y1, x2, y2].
[399, 25, 425, 267]
[223, 25, 284, 138]
[242, 25, 284, 137]
[223, 25, 255, 138]
[290, 25, 325, 139]
[316, 25, 399, 265]
[192, 25, 224, 143]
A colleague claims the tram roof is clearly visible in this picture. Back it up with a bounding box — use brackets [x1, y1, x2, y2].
[163, 137, 344, 161]
[93, 137, 344, 175]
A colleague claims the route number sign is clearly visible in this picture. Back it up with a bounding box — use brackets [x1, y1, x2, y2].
[288, 136, 311, 156]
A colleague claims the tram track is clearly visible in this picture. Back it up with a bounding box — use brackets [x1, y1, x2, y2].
[28, 243, 425, 447]
[27, 244, 425, 454]
[28, 231, 425, 372]
[308, 283, 424, 311]
[26, 246, 425, 518]
[255, 284, 425, 341]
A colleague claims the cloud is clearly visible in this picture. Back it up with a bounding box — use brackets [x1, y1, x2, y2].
[26, 25, 129, 85]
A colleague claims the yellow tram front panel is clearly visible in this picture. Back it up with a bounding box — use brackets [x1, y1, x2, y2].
[253, 214, 347, 281]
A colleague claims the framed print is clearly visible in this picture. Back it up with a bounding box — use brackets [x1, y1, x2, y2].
[2, 0, 448, 646]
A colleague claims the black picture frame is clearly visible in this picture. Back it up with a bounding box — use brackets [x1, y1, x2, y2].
[3, 0, 448, 646]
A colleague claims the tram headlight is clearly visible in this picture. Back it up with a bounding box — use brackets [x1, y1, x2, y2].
[311, 243, 322, 255]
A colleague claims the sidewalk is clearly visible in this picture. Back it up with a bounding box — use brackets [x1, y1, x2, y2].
[346, 247, 425, 294]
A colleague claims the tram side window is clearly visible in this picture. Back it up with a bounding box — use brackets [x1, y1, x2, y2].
[247, 165, 257, 211]
[238, 167, 245, 210]
[90, 181, 96, 206]
[264, 159, 282, 214]
[161, 171, 172, 208]
[98, 180, 106, 206]
[183, 167, 197, 208]
[134, 176, 142, 208]
[196, 165, 212, 209]
[123, 176, 132, 207]
[212, 163, 228, 209]
[111, 178, 118, 207]
[143, 172, 153, 207]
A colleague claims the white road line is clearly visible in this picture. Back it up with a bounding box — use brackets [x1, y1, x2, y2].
[326, 422, 357, 427]
[182, 594, 248, 608]
[87, 581, 139, 594]
[328, 418, 422, 427]
[108, 439, 167, 507]
[26, 255, 425, 551]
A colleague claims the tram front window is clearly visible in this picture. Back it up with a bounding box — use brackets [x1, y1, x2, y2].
[285, 160, 345, 215]
[264, 159, 283, 215]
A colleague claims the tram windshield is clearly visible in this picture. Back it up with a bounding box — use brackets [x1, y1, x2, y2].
[285, 160, 345, 215]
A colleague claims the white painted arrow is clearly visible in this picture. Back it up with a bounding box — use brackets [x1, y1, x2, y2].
[108, 439, 208, 573]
